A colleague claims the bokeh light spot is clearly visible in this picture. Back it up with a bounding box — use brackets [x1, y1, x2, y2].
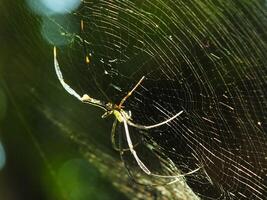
[0, 141, 6, 170]
[26, 0, 81, 16]
[41, 0, 81, 14]
[41, 16, 78, 46]
[57, 159, 111, 200]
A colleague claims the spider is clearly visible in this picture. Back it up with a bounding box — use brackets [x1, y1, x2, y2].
[53, 47, 200, 182]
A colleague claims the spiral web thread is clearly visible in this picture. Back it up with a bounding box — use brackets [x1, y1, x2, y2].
[53, 0, 267, 199]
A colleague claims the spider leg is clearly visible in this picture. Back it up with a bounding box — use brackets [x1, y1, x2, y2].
[111, 119, 140, 152]
[54, 47, 107, 111]
[53, 47, 82, 101]
[127, 110, 184, 130]
[118, 76, 145, 108]
[149, 166, 201, 180]
[124, 109, 202, 182]
[111, 119, 121, 151]
[122, 116, 151, 175]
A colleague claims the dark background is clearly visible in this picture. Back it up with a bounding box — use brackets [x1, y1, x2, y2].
[0, 1, 266, 200]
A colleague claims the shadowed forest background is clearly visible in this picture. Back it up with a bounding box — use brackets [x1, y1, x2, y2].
[0, 0, 266, 200]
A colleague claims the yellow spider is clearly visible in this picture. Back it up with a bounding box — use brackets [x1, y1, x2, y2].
[53, 47, 200, 183]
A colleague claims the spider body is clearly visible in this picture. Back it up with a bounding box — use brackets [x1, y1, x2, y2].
[113, 110, 129, 123]
[81, 94, 131, 122]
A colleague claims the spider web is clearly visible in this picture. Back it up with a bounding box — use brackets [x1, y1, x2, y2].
[51, 0, 267, 199]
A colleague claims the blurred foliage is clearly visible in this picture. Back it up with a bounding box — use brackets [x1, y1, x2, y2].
[0, 1, 127, 200]
[0, 0, 266, 200]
